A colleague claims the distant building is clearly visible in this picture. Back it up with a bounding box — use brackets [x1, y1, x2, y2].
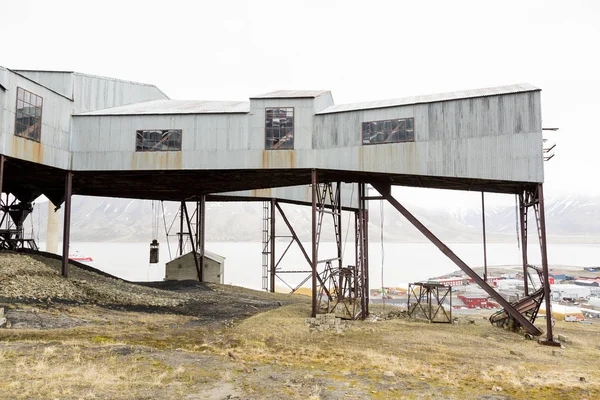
[165, 251, 225, 283]
[574, 279, 600, 287]
[457, 294, 495, 309]
[550, 284, 592, 302]
[429, 276, 502, 287]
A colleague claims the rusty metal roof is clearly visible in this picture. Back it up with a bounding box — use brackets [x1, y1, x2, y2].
[317, 84, 540, 114]
[74, 99, 250, 116]
[251, 90, 330, 99]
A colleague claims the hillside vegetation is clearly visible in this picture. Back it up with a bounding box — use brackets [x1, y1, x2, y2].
[0, 252, 599, 399]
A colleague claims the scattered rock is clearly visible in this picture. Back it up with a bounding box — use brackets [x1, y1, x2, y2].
[303, 374, 314, 380]
[305, 313, 347, 333]
[579, 377, 586, 383]
[491, 385, 503, 392]
[557, 334, 570, 343]
[383, 371, 396, 378]
[227, 350, 239, 361]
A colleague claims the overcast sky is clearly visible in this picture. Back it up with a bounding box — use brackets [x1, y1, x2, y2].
[2, 0, 598, 208]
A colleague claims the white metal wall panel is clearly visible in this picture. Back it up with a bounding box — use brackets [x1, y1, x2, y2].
[0, 71, 73, 169]
[13, 71, 74, 99]
[72, 74, 168, 114]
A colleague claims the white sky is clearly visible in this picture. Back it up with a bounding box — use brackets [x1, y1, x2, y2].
[2, 0, 599, 209]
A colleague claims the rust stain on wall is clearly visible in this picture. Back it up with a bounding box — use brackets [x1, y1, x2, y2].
[262, 150, 296, 169]
[131, 151, 183, 170]
[252, 188, 273, 197]
[11, 136, 44, 164]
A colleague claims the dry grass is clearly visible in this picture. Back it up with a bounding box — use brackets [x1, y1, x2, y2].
[0, 302, 598, 399]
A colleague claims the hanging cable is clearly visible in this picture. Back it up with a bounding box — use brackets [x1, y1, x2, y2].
[341, 183, 356, 259]
[162, 201, 172, 261]
[515, 194, 521, 250]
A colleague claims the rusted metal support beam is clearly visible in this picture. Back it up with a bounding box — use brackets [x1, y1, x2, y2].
[518, 194, 529, 296]
[337, 182, 342, 272]
[481, 192, 488, 282]
[354, 211, 359, 299]
[537, 184, 557, 344]
[61, 171, 72, 278]
[270, 199, 276, 293]
[371, 181, 542, 336]
[311, 169, 318, 317]
[364, 208, 370, 316]
[199, 194, 206, 276]
[179, 201, 184, 257]
[182, 202, 202, 281]
[275, 202, 312, 267]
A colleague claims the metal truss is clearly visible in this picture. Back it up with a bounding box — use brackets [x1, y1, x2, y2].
[407, 282, 452, 323]
[0, 194, 38, 251]
[370, 181, 545, 337]
[163, 198, 206, 281]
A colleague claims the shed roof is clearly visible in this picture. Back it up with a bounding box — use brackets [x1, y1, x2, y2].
[316, 83, 540, 114]
[166, 250, 226, 265]
[75, 99, 250, 116]
[251, 90, 330, 99]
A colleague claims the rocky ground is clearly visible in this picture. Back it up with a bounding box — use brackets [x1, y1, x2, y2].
[0, 252, 303, 329]
[0, 251, 599, 399]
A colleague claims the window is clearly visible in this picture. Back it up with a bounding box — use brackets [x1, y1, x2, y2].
[136, 129, 182, 152]
[15, 87, 43, 142]
[362, 117, 414, 145]
[265, 107, 294, 150]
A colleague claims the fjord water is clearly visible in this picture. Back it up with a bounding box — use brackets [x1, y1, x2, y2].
[52, 241, 600, 290]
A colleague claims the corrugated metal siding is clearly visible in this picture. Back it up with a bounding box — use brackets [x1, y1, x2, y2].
[72, 74, 169, 114]
[76, 100, 250, 115]
[251, 90, 330, 99]
[0, 70, 73, 169]
[317, 84, 540, 114]
[3, 75, 544, 185]
[13, 70, 74, 99]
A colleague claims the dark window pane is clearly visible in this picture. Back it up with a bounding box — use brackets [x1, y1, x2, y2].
[265, 107, 293, 150]
[135, 129, 182, 152]
[14, 87, 43, 142]
[362, 118, 415, 145]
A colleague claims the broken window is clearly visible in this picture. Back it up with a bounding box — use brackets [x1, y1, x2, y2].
[136, 129, 182, 152]
[265, 107, 294, 150]
[15, 87, 43, 142]
[362, 117, 414, 145]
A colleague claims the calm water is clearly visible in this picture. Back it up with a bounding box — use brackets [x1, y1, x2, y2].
[52, 241, 600, 291]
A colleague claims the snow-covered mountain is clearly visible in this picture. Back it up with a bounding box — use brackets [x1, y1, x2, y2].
[25, 193, 600, 243]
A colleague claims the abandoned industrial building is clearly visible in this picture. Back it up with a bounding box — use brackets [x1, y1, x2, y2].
[0, 66, 559, 344]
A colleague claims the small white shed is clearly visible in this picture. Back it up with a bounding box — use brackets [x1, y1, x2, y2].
[165, 250, 225, 283]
